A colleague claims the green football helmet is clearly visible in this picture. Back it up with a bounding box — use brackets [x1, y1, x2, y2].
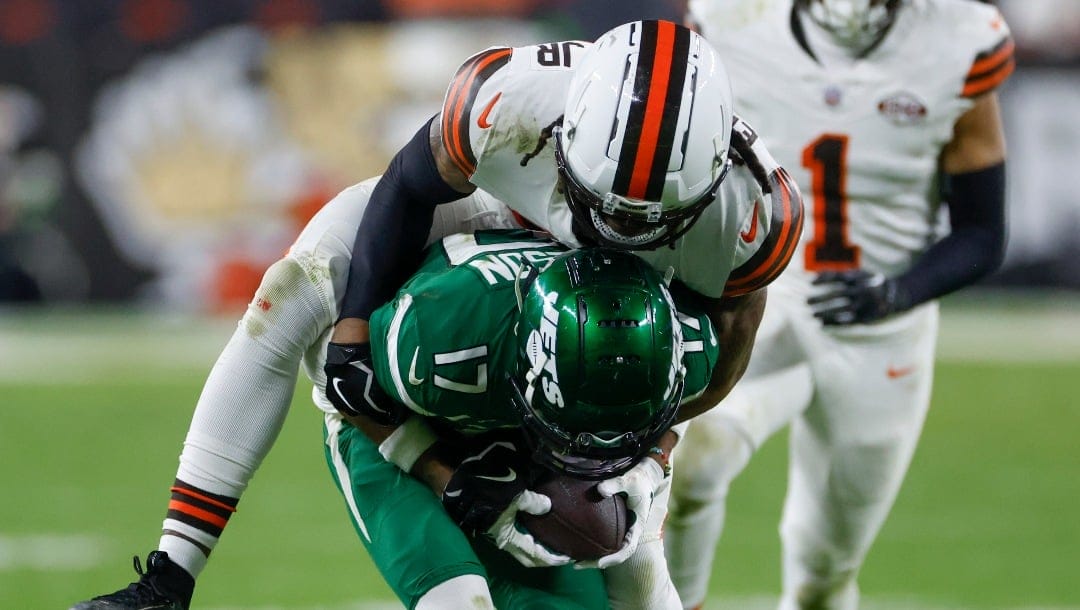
[508, 247, 686, 479]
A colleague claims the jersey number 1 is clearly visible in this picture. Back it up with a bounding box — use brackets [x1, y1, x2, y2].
[802, 134, 859, 271]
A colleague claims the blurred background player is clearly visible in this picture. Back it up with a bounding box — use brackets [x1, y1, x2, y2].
[665, 1, 1013, 608]
[322, 19, 803, 444]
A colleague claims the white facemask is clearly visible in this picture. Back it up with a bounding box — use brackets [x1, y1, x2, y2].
[806, 0, 897, 50]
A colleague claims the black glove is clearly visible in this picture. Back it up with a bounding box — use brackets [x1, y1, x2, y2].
[324, 342, 407, 424]
[441, 440, 531, 536]
[808, 270, 910, 326]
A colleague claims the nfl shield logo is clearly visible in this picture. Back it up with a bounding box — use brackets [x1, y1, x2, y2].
[824, 85, 842, 107]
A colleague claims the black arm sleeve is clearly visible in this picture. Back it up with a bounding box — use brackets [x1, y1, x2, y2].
[338, 116, 470, 321]
[893, 162, 1007, 308]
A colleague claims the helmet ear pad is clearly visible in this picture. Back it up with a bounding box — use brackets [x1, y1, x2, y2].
[509, 248, 686, 479]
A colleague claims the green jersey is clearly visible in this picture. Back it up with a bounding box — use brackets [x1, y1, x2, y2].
[369, 230, 720, 436]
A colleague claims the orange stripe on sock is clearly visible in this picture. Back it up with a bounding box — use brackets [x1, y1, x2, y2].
[169, 499, 229, 529]
[170, 486, 237, 513]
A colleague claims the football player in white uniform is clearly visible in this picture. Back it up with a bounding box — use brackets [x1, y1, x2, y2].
[664, 1, 1013, 608]
[71, 20, 804, 610]
[324, 18, 802, 578]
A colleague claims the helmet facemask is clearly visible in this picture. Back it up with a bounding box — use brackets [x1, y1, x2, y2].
[508, 248, 686, 479]
[554, 124, 730, 250]
[804, 0, 901, 49]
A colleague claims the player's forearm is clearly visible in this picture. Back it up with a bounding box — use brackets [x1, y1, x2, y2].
[644, 428, 678, 476]
[336, 116, 468, 325]
[346, 412, 451, 494]
[676, 288, 766, 422]
[330, 318, 369, 344]
[343, 411, 399, 445]
[411, 444, 456, 496]
[892, 162, 1006, 309]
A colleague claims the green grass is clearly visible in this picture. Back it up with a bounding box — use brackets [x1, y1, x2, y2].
[1, 306, 1078, 609]
[706, 362, 1080, 609]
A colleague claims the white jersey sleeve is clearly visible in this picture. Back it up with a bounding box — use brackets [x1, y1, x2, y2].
[633, 115, 804, 299]
[953, 1, 1014, 100]
[438, 43, 582, 242]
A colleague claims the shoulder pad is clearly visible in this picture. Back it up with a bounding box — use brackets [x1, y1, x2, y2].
[440, 47, 513, 176]
[723, 166, 803, 297]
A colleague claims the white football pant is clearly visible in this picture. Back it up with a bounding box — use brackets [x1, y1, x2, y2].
[667, 277, 938, 610]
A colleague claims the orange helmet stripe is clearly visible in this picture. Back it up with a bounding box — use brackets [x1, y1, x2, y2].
[612, 21, 692, 202]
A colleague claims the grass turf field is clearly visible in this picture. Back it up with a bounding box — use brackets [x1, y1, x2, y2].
[1, 296, 1078, 610]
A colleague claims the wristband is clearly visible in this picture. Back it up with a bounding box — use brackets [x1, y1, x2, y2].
[378, 417, 438, 473]
[647, 446, 672, 477]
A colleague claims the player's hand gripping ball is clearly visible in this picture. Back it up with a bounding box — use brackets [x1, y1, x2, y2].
[518, 472, 629, 561]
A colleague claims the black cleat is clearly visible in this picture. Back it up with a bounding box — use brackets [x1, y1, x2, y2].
[70, 551, 194, 610]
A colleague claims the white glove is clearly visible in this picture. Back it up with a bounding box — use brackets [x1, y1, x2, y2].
[486, 489, 573, 568]
[579, 457, 667, 570]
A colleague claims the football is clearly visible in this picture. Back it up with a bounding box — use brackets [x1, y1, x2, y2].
[518, 473, 628, 561]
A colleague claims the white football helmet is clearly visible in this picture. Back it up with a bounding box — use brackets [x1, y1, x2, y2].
[555, 20, 734, 250]
[803, 0, 902, 49]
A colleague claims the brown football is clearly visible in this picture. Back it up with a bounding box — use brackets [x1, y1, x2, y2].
[518, 473, 628, 561]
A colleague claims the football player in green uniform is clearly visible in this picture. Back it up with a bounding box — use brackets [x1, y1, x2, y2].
[331, 230, 719, 608]
[71, 204, 717, 609]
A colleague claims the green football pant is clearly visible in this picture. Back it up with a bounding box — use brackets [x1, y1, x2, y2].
[322, 414, 610, 609]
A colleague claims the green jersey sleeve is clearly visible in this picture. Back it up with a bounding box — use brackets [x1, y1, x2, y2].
[673, 298, 720, 403]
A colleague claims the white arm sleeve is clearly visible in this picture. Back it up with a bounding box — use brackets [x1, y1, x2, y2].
[176, 256, 333, 498]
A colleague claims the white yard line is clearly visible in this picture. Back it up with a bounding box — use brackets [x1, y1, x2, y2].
[0, 533, 110, 571]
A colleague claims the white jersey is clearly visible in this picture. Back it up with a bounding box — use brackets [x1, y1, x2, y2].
[693, 0, 1013, 281]
[438, 40, 804, 299]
